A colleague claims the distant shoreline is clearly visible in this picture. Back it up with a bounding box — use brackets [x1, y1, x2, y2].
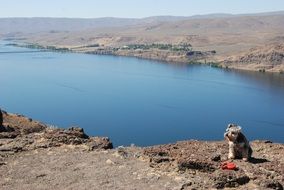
[4, 41, 284, 74]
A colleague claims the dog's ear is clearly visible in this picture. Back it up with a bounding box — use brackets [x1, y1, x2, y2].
[236, 125, 242, 132]
[227, 123, 237, 130]
[224, 131, 230, 141]
[226, 124, 232, 132]
[224, 135, 229, 141]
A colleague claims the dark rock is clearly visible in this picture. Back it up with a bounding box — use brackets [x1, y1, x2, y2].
[21, 124, 46, 134]
[43, 127, 89, 145]
[4, 125, 15, 132]
[0, 131, 19, 139]
[36, 174, 47, 178]
[88, 137, 113, 150]
[146, 150, 171, 164]
[0, 135, 35, 154]
[212, 170, 250, 189]
[0, 125, 5, 133]
[116, 146, 129, 158]
[0, 145, 23, 153]
[0, 124, 16, 134]
[68, 127, 89, 139]
[144, 150, 169, 157]
[255, 179, 283, 190]
[0, 109, 4, 133]
[211, 154, 221, 162]
[178, 159, 216, 172]
[181, 182, 192, 190]
[150, 156, 170, 163]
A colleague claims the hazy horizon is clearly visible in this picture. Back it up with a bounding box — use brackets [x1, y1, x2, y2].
[0, 10, 284, 20]
[1, 0, 284, 18]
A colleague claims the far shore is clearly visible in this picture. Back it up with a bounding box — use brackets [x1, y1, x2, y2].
[5, 41, 284, 74]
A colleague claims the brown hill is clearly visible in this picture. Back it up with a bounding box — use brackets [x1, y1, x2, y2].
[1, 11, 284, 72]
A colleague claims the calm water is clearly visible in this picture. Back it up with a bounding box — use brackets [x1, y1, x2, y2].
[0, 41, 284, 146]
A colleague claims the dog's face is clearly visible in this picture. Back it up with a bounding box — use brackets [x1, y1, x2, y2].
[224, 124, 242, 142]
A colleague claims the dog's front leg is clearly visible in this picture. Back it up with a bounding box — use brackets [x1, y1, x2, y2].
[241, 148, 249, 161]
[228, 142, 235, 159]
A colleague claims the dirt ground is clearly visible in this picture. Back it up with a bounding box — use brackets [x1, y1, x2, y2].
[0, 146, 184, 190]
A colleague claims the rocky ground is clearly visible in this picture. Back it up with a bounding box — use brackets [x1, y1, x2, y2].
[144, 140, 283, 189]
[0, 110, 283, 190]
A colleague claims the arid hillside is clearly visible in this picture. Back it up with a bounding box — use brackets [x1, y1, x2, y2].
[1, 11, 284, 72]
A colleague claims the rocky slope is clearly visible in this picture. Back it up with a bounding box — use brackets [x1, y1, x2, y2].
[0, 110, 112, 154]
[222, 44, 284, 72]
[0, 110, 283, 189]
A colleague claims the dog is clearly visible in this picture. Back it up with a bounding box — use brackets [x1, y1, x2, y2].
[224, 124, 252, 161]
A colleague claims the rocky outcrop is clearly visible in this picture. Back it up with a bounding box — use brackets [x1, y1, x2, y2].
[0, 110, 113, 157]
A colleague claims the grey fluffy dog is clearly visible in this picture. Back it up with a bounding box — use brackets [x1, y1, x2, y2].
[224, 124, 252, 161]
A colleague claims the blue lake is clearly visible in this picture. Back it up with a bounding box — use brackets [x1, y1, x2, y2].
[0, 41, 284, 146]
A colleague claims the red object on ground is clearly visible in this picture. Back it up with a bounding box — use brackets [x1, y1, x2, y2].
[221, 162, 237, 170]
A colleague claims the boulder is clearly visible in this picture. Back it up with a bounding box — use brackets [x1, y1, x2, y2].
[88, 137, 113, 150]
[0, 109, 7, 133]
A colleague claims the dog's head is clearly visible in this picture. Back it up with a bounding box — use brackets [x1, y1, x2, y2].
[224, 123, 242, 142]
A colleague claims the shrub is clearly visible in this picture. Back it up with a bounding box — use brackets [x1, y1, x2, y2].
[259, 69, 266, 73]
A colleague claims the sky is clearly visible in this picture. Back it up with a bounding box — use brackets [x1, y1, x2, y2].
[0, 0, 284, 18]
